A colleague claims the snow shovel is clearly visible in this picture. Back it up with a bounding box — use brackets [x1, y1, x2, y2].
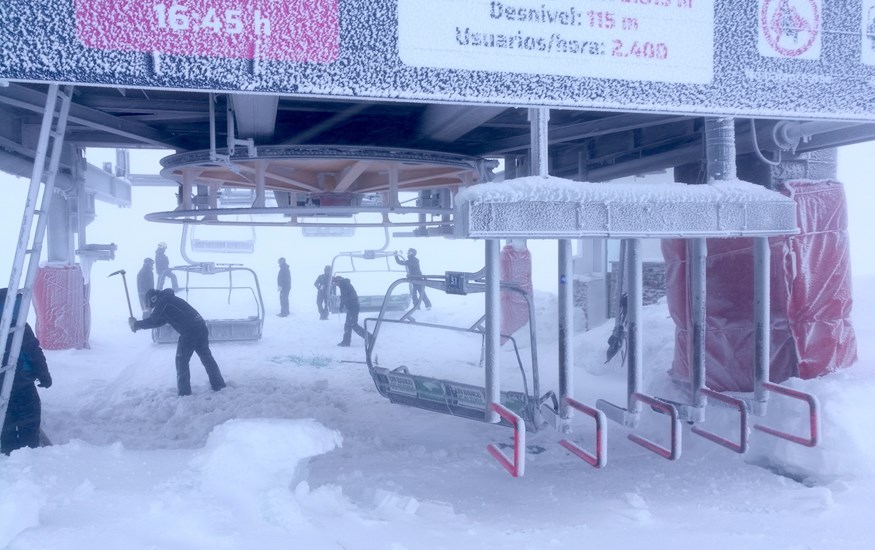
[108, 269, 134, 318]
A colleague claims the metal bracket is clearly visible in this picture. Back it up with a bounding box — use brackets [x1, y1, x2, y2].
[627, 393, 682, 461]
[559, 397, 607, 468]
[753, 382, 820, 447]
[690, 388, 749, 454]
[486, 403, 526, 477]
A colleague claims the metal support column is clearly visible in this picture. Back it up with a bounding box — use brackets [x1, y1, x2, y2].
[484, 239, 501, 424]
[558, 239, 573, 426]
[688, 238, 707, 421]
[691, 117, 736, 416]
[752, 237, 770, 416]
[254, 161, 266, 208]
[625, 238, 643, 422]
[529, 108, 549, 176]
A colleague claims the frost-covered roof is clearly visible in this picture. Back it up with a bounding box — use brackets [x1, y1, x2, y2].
[1, 0, 874, 120]
[455, 176, 798, 239]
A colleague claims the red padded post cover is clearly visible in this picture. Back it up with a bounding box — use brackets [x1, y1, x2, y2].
[33, 264, 89, 350]
[500, 243, 533, 344]
[662, 180, 856, 391]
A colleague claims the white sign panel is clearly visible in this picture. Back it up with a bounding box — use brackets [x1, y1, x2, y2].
[398, 0, 714, 84]
[863, 0, 875, 65]
[757, 0, 822, 60]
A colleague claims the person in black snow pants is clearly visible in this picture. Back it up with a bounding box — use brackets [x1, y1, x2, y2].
[0, 288, 52, 455]
[129, 289, 226, 396]
[155, 242, 179, 292]
[332, 276, 369, 347]
[277, 257, 291, 317]
[136, 257, 155, 318]
[314, 265, 331, 320]
[394, 248, 431, 310]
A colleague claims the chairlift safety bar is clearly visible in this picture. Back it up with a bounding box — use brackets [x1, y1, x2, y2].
[486, 403, 526, 478]
[559, 397, 607, 469]
[690, 388, 749, 454]
[753, 382, 820, 448]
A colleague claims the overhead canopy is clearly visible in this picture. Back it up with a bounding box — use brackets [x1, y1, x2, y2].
[454, 176, 798, 239]
[160, 146, 489, 194]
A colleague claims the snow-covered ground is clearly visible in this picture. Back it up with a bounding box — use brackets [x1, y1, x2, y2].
[1, 147, 875, 549]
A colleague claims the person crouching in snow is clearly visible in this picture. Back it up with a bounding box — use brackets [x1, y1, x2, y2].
[129, 288, 226, 396]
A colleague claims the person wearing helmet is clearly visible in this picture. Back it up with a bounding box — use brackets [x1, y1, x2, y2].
[136, 257, 155, 318]
[394, 247, 431, 310]
[154, 242, 179, 292]
[313, 265, 332, 320]
[277, 257, 291, 317]
[129, 288, 226, 396]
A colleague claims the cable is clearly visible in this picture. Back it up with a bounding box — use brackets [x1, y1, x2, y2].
[750, 119, 782, 166]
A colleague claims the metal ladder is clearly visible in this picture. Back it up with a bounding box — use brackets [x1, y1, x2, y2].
[0, 84, 73, 437]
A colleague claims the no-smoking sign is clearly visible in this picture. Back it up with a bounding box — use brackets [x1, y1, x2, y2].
[757, 0, 822, 60]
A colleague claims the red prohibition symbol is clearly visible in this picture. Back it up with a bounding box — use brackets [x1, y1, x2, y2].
[760, 0, 821, 57]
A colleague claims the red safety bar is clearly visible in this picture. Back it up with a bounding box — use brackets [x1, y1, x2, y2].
[486, 403, 526, 477]
[628, 393, 682, 461]
[753, 382, 820, 447]
[690, 388, 749, 454]
[559, 397, 607, 468]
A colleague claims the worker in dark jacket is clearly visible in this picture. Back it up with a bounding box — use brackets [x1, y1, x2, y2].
[136, 257, 155, 318]
[155, 242, 179, 292]
[314, 265, 331, 320]
[1, 288, 52, 455]
[129, 289, 225, 396]
[332, 276, 368, 347]
[394, 248, 431, 310]
[277, 257, 291, 317]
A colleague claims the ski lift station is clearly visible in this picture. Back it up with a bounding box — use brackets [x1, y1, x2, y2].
[2, 0, 874, 475]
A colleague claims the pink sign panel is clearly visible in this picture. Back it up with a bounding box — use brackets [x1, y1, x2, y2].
[74, 0, 339, 63]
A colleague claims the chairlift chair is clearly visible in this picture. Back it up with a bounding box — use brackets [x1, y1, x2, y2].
[362, 272, 556, 431]
[151, 263, 265, 343]
[328, 250, 410, 313]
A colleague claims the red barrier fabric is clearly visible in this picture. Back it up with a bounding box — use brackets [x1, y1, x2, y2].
[33, 264, 88, 350]
[782, 180, 857, 380]
[500, 243, 533, 344]
[663, 180, 856, 392]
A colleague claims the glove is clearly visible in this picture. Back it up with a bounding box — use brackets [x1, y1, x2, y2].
[37, 374, 52, 389]
[129, 316, 138, 333]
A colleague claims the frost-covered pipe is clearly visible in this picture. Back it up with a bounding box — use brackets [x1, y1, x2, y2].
[558, 239, 573, 425]
[705, 118, 736, 182]
[753, 237, 770, 416]
[485, 239, 501, 424]
[528, 108, 549, 177]
[689, 238, 707, 420]
[626, 239, 643, 420]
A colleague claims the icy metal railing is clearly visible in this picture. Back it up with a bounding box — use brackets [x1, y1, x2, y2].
[559, 397, 607, 468]
[627, 393, 682, 461]
[753, 382, 820, 447]
[690, 388, 749, 454]
[486, 404, 526, 477]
